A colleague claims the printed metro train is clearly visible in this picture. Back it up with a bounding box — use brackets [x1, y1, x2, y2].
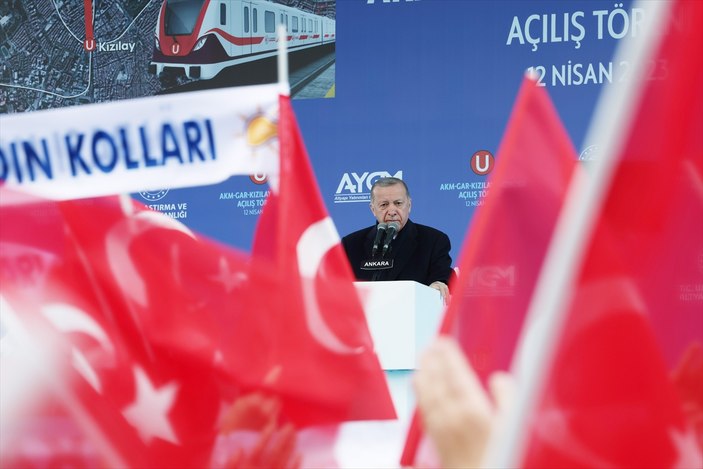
[149, 0, 336, 80]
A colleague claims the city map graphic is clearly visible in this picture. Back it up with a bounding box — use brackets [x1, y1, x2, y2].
[1, 0, 161, 113]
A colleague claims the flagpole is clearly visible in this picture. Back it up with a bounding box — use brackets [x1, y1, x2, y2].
[270, 23, 290, 195]
[277, 24, 290, 96]
[482, 1, 673, 467]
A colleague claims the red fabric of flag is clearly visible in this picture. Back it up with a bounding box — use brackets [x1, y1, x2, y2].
[1, 191, 251, 468]
[448, 77, 578, 381]
[401, 76, 577, 466]
[0, 96, 394, 468]
[245, 95, 395, 426]
[522, 0, 703, 466]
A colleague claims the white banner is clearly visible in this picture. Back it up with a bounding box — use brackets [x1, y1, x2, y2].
[0, 84, 280, 200]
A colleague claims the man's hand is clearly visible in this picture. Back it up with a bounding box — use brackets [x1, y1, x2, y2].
[414, 337, 514, 469]
[429, 281, 450, 304]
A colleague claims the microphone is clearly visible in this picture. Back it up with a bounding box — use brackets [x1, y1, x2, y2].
[371, 222, 388, 258]
[381, 221, 400, 257]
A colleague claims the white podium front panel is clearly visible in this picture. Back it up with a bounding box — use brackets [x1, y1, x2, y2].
[354, 281, 444, 420]
[355, 280, 444, 370]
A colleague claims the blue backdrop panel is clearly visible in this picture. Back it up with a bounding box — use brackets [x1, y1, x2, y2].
[1, 0, 643, 262]
[294, 0, 630, 262]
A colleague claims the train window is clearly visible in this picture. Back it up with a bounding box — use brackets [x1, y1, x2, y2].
[244, 6, 249, 32]
[302, 18, 305, 33]
[220, 4, 226, 25]
[253, 8, 258, 33]
[309, 19, 312, 32]
[164, 0, 206, 35]
[265, 11, 275, 33]
[292, 17, 298, 33]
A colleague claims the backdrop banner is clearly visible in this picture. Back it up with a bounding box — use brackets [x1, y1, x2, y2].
[0, 0, 648, 256]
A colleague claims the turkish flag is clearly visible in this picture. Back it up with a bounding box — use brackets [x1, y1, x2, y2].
[448, 77, 577, 381]
[0, 190, 249, 467]
[245, 95, 395, 426]
[519, 0, 703, 466]
[400, 75, 577, 466]
[0, 95, 394, 469]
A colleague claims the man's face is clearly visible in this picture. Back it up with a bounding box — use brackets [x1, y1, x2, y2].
[370, 184, 412, 230]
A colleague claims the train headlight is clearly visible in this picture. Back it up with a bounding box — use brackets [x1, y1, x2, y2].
[193, 36, 208, 51]
[154, 36, 160, 52]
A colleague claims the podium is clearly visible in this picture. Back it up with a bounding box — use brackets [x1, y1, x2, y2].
[354, 281, 444, 420]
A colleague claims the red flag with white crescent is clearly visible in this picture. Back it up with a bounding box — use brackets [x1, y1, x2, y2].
[247, 95, 396, 425]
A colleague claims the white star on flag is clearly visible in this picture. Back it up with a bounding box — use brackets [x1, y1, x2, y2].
[210, 257, 247, 292]
[122, 366, 180, 445]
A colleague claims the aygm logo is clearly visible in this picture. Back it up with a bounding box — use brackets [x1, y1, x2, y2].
[466, 265, 516, 296]
[334, 170, 403, 203]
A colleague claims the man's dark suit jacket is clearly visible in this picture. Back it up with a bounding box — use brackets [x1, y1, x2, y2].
[341, 219, 453, 286]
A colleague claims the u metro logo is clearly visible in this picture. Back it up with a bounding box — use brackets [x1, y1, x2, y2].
[471, 150, 494, 176]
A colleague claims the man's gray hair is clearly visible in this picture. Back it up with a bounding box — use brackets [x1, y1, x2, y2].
[370, 177, 410, 201]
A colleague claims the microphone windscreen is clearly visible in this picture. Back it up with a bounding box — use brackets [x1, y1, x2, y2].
[371, 223, 388, 257]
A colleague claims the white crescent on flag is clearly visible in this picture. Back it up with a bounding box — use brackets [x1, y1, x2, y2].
[42, 303, 115, 393]
[106, 210, 195, 308]
[297, 217, 364, 355]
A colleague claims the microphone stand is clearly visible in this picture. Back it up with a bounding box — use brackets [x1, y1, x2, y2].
[371, 250, 384, 282]
[371, 242, 393, 282]
[371, 236, 387, 282]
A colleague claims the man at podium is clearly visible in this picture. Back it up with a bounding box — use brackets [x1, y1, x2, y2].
[341, 177, 453, 302]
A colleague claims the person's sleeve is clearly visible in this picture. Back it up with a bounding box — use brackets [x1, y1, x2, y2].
[427, 231, 453, 287]
[341, 235, 351, 260]
[341, 234, 356, 274]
